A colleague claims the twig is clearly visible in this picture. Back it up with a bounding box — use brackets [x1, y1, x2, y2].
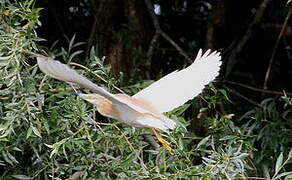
[160, 31, 192, 63]
[89, 121, 148, 172]
[144, 0, 161, 29]
[111, 124, 148, 172]
[223, 85, 261, 107]
[225, 80, 292, 96]
[22, 50, 47, 58]
[284, 39, 292, 64]
[225, 0, 270, 77]
[263, 7, 292, 90]
[205, 21, 214, 49]
[146, 31, 160, 61]
[261, 23, 292, 36]
[247, 177, 268, 180]
[85, 0, 106, 57]
[144, 0, 192, 64]
[87, 115, 105, 134]
[145, 30, 160, 78]
[51, 8, 65, 36]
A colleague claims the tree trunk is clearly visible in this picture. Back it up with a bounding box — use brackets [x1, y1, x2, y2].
[87, 0, 153, 76]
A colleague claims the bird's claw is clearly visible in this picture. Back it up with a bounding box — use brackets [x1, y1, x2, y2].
[152, 128, 174, 155]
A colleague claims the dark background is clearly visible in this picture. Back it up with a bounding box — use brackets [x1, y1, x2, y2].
[36, 0, 292, 92]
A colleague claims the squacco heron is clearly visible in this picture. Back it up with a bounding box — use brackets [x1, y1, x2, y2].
[32, 49, 221, 153]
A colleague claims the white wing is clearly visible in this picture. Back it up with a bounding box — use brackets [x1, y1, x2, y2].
[35, 55, 149, 114]
[133, 49, 222, 113]
[37, 55, 116, 101]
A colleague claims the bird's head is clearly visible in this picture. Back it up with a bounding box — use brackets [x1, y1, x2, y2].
[76, 93, 107, 105]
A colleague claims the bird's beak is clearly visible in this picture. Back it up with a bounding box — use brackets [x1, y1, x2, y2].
[76, 93, 107, 106]
[76, 93, 92, 102]
[75, 93, 92, 102]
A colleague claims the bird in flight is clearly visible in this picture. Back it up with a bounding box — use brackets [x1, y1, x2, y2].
[31, 49, 221, 154]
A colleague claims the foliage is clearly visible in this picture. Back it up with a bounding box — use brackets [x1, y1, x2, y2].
[0, 0, 292, 179]
[239, 95, 292, 178]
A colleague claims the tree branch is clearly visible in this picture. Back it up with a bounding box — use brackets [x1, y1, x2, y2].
[223, 85, 261, 107]
[145, 30, 160, 78]
[144, 0, 161, 30]
[263, 7, 292, 90]
[144, 0, 192, 65]
[86, 0, 106, 57]
[225, 80, 292, 96]
[225, 0, 270, 77]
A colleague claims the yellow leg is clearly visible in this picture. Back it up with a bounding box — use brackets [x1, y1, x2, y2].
[151, 128, 174, 154]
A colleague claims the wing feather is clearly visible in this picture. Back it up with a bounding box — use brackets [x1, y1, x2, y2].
[133, 49, 222, 113]
[37, 56, 116, 101]
[35, 54, 178, 131]
[35, 55, 150, 114]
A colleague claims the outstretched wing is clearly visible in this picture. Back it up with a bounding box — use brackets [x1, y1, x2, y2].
[36, 55, 116, 101]
[35, 54, 150, 114]
[35, 54, 177, 131]
[133, 49, 222, 113]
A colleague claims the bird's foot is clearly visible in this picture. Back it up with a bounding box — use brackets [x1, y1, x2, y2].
[151, 128, 174, 155]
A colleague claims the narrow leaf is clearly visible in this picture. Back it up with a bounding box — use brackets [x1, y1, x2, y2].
[275, 152, 284, 174]
[50, 148, 59, 158]
[7, 152, 19, 164]
[0, 56, 10, 60]
[275, 172, 292, 179]
[31, 125, 42, 138]
[288, 148, 292, 158]
[26, 126, 32, 139]
[197, 135, 210, 148]
[11, 175, 31, 180]
[68, 34, 76, 52]
[69, 50, 83, 62]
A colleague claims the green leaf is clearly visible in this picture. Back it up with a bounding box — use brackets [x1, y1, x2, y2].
[3, 151, 19, 165]
[2, 152, 13, 166]
[275, 152, 284, 174]
[0, 137, 9, 142]
[275, 172, 292, 179]
[12, 147, 22, 152]
[52, 137, 69, 148]
[26, 126, 32, 139]
[68, 34, 76, 52]
[263, 165, 271, 179]
[0, 56, 11, 60]
[178, 137, 184, 150]
[196, 135, 210, 148]
[44, 143, 54, 148]
[288, 149, 292, 159]
[285, 174, 292, 180]
[0, 58, 9, 67]
[69, 50, 83, 62]
[219, 89, 230, 101]
[11, 175, 31, 180]
[50, 148, 59, 158]
[171, 104, 190, 116]
[7, 152, 19, 164]
[31, 125, 41, 138]
[219, 135, 237, 141]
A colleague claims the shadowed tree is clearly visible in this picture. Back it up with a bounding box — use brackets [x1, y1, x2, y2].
[86, 0, 153, 76]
